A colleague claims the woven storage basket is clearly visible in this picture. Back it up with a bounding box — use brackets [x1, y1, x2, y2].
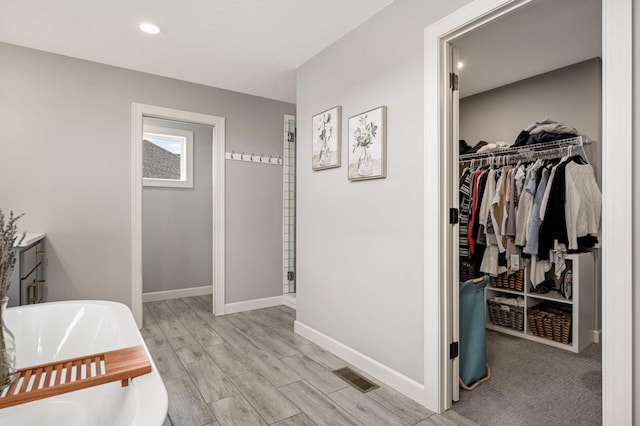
[487, 299, 524, 331]
[527, 305, 572, 344]
[508, 270, 524, 292]
[460, 261, 476, 283]
[490, 273, 509, 289]
[489, 270, 524, 292]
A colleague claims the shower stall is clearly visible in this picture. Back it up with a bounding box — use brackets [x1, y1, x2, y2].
[283, 115, 296, 307]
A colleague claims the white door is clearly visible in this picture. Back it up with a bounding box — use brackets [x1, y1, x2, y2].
[450, 47, 461, 403]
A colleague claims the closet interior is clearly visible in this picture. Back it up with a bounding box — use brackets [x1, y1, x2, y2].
[451, 0, 603, 425]
[460, 136, 598, 353]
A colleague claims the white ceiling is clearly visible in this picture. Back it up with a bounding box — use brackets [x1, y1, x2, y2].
[0, 0, 394, 103]
[454, 0, 601, 98]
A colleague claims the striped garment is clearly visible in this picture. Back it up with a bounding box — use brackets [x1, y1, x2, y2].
[459, 168, 471, 258]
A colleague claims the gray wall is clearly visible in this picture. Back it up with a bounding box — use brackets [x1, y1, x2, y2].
[0, 42, 294, 306]
[460, 59, 602, 184]
[633, 1, 639, 421]
[226, 160, 283, 303]
[142, 118, 213, 294]
[296, 0, 471, 383]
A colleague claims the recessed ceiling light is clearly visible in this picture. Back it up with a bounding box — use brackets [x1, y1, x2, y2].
[457, 61, 464, 69]
[139, 22, 160, 35]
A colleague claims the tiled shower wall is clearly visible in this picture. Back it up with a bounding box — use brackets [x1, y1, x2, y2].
[283, 116, 296, 294]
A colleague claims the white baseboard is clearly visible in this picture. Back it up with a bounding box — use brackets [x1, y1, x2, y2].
[143, 286, 212, 303]
[592, 329, 602, 344]
[282, 294, 297, 310]
[224, 295, 283, 315]
[294, 320, 427, 406]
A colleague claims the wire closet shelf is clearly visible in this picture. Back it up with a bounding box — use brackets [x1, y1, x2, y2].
[459, 135, 592, 166]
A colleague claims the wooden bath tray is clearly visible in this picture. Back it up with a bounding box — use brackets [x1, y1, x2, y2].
[0, 345, 151, 409]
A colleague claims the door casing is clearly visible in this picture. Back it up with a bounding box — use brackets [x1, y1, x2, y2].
[131, 103, 226, 325]
[423, 0, 632, 423]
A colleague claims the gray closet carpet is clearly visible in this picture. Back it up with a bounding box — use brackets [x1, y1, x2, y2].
[452, 330, 601, 426]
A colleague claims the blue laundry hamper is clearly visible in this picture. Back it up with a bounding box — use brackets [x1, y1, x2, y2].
[459, 276, 491, 390]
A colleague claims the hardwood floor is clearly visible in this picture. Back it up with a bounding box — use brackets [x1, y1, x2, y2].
[143, 297, 476, 426]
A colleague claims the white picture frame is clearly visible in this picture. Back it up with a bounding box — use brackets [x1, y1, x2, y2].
[312, 106, 341, 170]
[348, 105, 387, 181]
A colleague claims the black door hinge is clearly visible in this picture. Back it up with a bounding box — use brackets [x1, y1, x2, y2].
[287, 271, 295, 281]
[449, 208, 459, 225]
[450, 342, 459, 359]
[449, 72, 459, 91]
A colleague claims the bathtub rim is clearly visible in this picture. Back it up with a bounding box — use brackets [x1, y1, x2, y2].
[5, 299, 168, 426]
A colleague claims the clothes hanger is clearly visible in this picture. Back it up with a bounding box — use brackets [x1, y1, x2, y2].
[578, 142, 590, 164]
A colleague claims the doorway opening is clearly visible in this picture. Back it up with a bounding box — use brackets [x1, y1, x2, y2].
[452, 1, 603, 424]
[141, 118, 213, 310]
[423, 0, 632, 423]
[131, 104, 226, 327]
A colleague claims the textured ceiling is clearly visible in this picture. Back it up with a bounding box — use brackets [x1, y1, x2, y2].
[0, 0, 394, 103]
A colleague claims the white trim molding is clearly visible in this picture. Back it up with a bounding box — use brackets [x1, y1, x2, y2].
[224, 296, 283, 315]
[142, 286, 213, 303]
[294, 321, 426, 405]
[601, 0, 633, 423]
[282, 293, 297, 310]
[592, 329, 601, 345]
[131, 103, 226, 327]
[424, 0, 632, 421]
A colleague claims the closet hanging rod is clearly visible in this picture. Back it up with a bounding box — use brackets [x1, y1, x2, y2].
[225, 151, 283, 165]
[458, 135, 592, 162]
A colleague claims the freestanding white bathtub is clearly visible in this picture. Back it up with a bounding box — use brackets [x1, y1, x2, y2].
[1, 300, 167, 426]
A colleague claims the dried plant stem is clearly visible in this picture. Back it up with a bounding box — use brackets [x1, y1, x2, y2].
[0, 209, 23, 389]
[0, 320, 9, 388]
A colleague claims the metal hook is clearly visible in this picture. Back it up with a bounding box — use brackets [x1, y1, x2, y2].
[241, 151, 245, 160]
[231, 150, 235, 160]
[260, 153, 264, 162]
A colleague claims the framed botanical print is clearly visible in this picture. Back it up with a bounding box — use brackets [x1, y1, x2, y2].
[348, 106, 387, 181]
[312, 106, 341, 170]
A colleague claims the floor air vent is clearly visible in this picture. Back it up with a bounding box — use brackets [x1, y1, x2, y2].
[333, 367, 379, 393]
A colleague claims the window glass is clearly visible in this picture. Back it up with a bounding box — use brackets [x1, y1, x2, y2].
[143, 133, 184, 180]
[142, 125, 194, 188]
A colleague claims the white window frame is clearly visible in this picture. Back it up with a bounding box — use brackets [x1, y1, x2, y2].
[142, 125, 194, 188]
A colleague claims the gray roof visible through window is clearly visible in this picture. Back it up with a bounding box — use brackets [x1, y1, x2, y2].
[143, 139, 180, 179]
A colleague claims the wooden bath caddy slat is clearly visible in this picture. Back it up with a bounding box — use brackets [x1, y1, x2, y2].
[0, 345, 151, 409]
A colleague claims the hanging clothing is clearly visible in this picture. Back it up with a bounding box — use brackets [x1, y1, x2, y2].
[480, 245, 507, 276]
[458, 131, 601, 281]
[459, 168, 472, 258]
[479, 169, 497, 243]
[529, 254, 552, 288]
[492, 165, 512, 251]
[472, 171, 490, 244]
[505, 165, 522, 237]
[467, 169, 483, 255]
[515, 165, 535, 246]
[523, 167, 551, 255]
[564, 162, 602, 250]
[537, 160, 571, 259]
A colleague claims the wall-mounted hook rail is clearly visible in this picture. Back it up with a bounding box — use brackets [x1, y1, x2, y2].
[225, 151, 282, 165]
